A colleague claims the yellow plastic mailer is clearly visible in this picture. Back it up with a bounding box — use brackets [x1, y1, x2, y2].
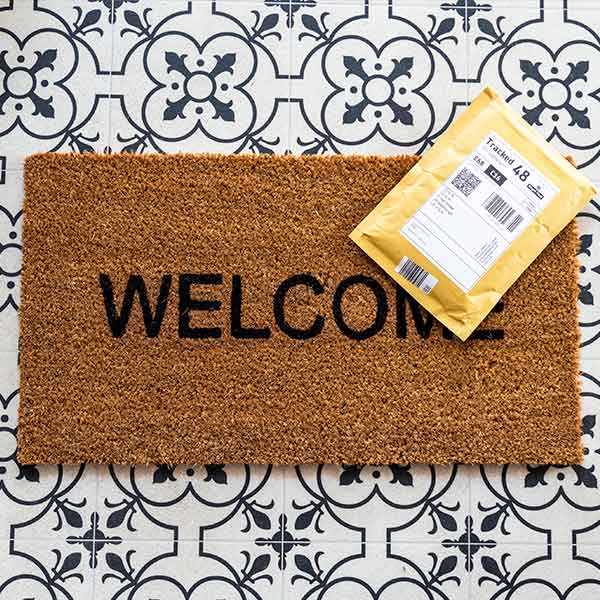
[350, 86, 597, 341]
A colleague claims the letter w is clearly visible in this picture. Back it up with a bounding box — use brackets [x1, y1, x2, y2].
[99, 274, 172, 338]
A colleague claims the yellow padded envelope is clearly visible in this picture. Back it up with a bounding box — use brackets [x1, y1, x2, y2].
[351, 87, 596, 340]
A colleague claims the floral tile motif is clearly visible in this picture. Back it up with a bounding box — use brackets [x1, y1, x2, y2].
[471, 363, 600, 550]
[0, 538, 95, 600]
[109, 0, 291, 154]
[37, 0, 116, 73]
[0, 354, 100, 542]
[578, 198, 600, 358]
[0, 170, 21, 319]
[93, 541, 284, 600]
[96, 463, 284, 542]
[467, 0, 600, 179]
[284, 542, 470, 600]
[471, 544, 600, 600]
[0, 169, 21, 349]
[0, 0, 111, 164]
[289, 0, 468, 155]
[284, 464, 469, 544]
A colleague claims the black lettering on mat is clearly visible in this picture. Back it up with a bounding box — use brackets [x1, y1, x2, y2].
[99, 274, 171, 338]
[99, 273, 504, 341]
[178, 274, 222, 339]
[231, 274, 271, 339]
[332, 275, 388, 341]
[273, 274, 325, 340]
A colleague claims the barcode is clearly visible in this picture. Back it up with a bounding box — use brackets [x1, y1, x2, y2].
[395, 257, 438, 294]
[483, 193, 524, 232]
[451, 167, 481, 197]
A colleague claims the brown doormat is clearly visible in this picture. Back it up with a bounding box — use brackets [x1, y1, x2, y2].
[19, 153, 582, 465]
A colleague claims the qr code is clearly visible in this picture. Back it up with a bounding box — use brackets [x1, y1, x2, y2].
[451, 167, 481, 197]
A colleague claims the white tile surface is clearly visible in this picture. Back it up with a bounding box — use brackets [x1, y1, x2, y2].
[284, 542, 471, 600]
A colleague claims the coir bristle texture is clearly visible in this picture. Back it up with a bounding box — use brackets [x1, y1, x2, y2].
[18, 152, 582, 465]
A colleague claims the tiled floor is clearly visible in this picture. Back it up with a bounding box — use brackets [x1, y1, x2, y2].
[1, 0, 600, 598]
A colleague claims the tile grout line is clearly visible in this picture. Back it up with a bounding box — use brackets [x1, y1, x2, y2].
[105, 0, 117, 155]
[8, 536, 598, 547]
[287, 0, 293, 155]
[91, 464, 100, 599]
[281, 464, 287, 598]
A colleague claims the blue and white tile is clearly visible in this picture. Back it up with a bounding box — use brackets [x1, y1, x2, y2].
[284, 542, 470, 600]
[0, 165, 22, 347]
[5, 462, 99, 545]
[97, 463, 284, 543]
[108, 0, 191, 75]
[471, 543, 600, 600]
[0, 538, 95, 600]
[282, 464, 365, 543]
[578, 198, 600, 358]
[0, 193, 21, 323]
[0, 354, 100, 543]
[91, 537, 176, 599]
[109, 0, 291, 155]
[93, 541, 284, 600]
[467, 0, 600, 179]
[0, 1, 111, 166]
[470, 363, 600, 548]
[284, 463, 470, 545]
[567, 360, 600, 547]
[289, 0, 468, 156]
[37, 0, 117, 73]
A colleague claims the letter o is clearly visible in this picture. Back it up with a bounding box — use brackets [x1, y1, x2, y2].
[332, 275, 388, 340]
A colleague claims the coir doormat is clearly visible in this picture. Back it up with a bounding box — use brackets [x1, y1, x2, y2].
[19, 153, 582, 465]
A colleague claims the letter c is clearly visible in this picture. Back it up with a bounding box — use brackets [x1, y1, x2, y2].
[273, 274, 325, 340]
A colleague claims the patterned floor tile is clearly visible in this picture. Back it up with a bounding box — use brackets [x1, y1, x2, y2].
[468, 363, 600, 550]
[1, 353, 100, 543]
[467, 1, 600, 180]
[285, 464, 469, 544]
[0, 138, 20, 348]
[92, 537, 177, 599]
[284, 542, 470, 600]
[5, 461, 99, 543]
[93, 540, 284, 600]
[97, 463, 284, 543]
[578, 198, 600, 358]
[568, 360, 600, 547]
[109, 0, 291, 155]
[471, 543, 600, 600]
[37, 0, 116, 73]
[0, 537, 95, 599]
[289, 0, 468, 155]
[0, 171, 21, 320]
[0, 0, 111, 167]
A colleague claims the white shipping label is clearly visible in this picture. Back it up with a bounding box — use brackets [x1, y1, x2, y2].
[395, 256, 438, 295]
[400, 130, 559, 292]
